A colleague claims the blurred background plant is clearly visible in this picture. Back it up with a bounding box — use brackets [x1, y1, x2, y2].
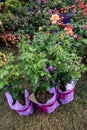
[0, 12, 19, 32]
[0, 0, 87, 96]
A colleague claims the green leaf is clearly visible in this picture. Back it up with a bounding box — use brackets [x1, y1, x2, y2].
[0, 81, 6, 89]
[81, 39, 87, 44]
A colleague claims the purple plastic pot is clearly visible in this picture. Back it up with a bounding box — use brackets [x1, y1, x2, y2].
[56, 81, 75, 104]
[5, 90, 34, 116]
[35, 87, 60, 114]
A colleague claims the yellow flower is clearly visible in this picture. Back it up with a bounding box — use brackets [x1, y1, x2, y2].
[50, 14, 60, 24]
[38, 26, 42, 31]
[0, 20, 2, 25]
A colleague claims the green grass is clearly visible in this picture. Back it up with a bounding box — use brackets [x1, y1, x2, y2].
[0, 72, 87, 130]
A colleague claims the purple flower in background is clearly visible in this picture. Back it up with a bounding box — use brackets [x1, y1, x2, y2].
[60, 13, 72, 24]
[49, 8, 58, 15]
[25, 16, 29, 21]
[27, 8, 32, 12]
[27, 42, 32, 45]
[52, 29, 59, 34]
[49, 10, 53, 15]
[27, 8, 33, 15]
[46, 66, 56, 74]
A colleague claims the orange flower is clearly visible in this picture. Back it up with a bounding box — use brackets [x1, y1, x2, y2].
[64, 25, 73, 35]
[50, 14, 60, 24]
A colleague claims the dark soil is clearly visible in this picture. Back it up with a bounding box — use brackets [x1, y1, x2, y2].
[59, 80, 66, 91]
[18, 93, 25, 105]
[35, 89, 53, 104]
[12, 93, 25, 106]
[59, 85, 66, 91]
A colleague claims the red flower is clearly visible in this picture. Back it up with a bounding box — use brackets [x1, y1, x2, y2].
[82, 5, 87, 16]
[26, 35, 31, 39]
[72, 8, 77, 13]
[79, 2, 85, 9]
[83, 25, 87, 30]
[64, 25, 72, 30]
[60, 8, 65, 11]
[73, 34, 80, 40]
[64, 25, 73, 35]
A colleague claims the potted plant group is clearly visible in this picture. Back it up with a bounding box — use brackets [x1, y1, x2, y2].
[17, 40, 59, 113]
[31, 32, 86, 105]
[0, 28, 86, 114]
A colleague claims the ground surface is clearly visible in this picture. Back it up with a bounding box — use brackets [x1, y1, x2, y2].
[0, 72, 87, 130]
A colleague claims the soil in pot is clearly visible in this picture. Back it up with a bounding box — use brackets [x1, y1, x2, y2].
[35, 89, 53, 104]
[59, 85, 66, 91]
[59, 81, 66, 91]
[12, 93, 25, 106]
